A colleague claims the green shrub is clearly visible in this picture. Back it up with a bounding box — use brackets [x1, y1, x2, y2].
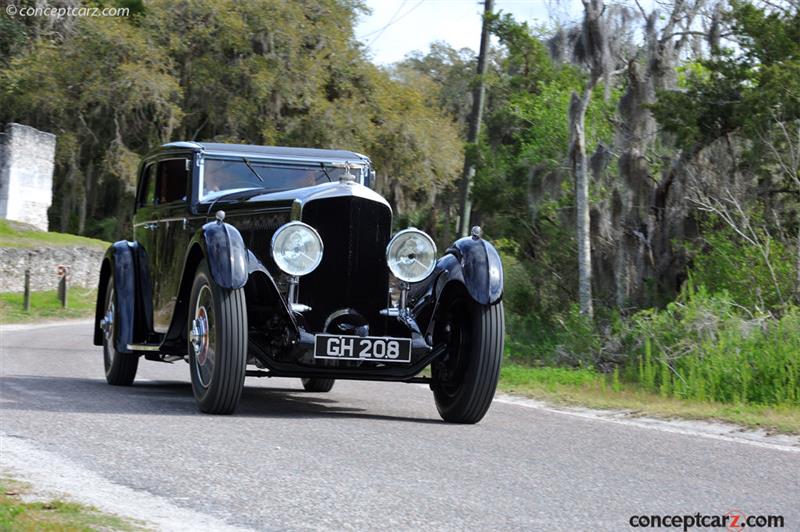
[496, 239, 537, 315]
[505, 304, 599, 367]
[690, 222, 795, 311]
[623, 286, 800, 406]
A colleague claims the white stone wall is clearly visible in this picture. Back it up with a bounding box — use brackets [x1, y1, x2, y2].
[0, 246, 105, 292]
[0, 123, 56, 231]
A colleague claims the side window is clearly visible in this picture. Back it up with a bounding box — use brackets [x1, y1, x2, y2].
[156, 158, 189, 204]
[137, 164, 156, 208]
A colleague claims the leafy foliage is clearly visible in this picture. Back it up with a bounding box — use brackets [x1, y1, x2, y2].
[0, 0, 463, 239]
[689, 220, 796, 311]
[653, 1, 800, 146]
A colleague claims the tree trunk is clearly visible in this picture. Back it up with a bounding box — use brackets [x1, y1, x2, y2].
[77, 164, 90, 235]
[569, 88, 594, 318]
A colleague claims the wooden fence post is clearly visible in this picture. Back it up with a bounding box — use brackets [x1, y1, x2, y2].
[23, 269, 30, 312]
[57, 265, 68, 309]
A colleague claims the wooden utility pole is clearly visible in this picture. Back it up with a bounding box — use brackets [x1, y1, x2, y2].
[458, 0, 493, 237]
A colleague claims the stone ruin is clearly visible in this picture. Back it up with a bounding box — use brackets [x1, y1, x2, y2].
[0, 123, 56, 231]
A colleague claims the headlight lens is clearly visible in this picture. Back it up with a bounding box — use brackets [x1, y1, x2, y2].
[386, 228, 436, 283]
[271, 222, 323, 276]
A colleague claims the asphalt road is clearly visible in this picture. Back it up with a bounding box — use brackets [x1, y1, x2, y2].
[1, 321, 798, 531]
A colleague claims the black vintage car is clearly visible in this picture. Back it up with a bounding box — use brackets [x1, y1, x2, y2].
[94, 142, 504, 423]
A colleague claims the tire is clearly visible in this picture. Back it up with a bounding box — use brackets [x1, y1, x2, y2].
[432, 299, 504, 424]
[301, 378, 335, 392]
[187, 260, 248, 414]
[102, 277, 139, 386]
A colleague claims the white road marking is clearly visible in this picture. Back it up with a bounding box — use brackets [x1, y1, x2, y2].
[493, 393, 800, 453]
[0, 318, 93, 332]
[0, 434, 253, 532]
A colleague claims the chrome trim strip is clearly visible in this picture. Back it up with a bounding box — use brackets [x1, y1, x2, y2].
[201, 150, 369, 165]
[133, 216, 203, 227]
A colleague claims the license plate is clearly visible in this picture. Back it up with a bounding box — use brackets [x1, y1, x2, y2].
[314, 334, 412, 363]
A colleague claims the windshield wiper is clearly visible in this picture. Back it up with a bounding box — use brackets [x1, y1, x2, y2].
[243, 157, 264, 182]
[205, 187, 265, 216]
[320, 163, 333, 182]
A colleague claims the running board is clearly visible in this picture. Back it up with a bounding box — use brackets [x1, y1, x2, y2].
[127, 343, 161, 352]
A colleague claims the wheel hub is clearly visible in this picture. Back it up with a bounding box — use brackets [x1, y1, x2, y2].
[190, 310, 209, 365]
[100, 308, 114, 339]
[101, 291, 115, 342]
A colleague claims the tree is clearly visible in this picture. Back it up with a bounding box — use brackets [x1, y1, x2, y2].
[568, 0, 613, 318]
[0, 0, 463, 240]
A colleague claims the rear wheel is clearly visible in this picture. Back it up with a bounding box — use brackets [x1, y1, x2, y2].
[301, 378, 335, 392]
[102, 277, 139, 386]
[432, 298, 504, 424]
[188, 260, 247, 414]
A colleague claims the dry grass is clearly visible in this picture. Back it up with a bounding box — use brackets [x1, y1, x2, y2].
[0, 477, 144, 531]
[498, 364, 800, 434]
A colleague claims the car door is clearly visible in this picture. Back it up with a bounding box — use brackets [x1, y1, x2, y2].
[132, 162, 158, 333]
[152, 156, 192, 333]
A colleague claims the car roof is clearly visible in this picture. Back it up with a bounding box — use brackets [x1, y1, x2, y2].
[157, 142, 370, 163]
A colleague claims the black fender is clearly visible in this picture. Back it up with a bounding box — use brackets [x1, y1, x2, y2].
[94, 241, 138, 353]
[161, 220, 249, 352]
[437, 235, 504, 305]
[410, 234, 503, 336]
[192, 219, 248, 289]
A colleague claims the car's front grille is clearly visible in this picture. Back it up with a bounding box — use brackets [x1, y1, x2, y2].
[300, 196, 392, 334]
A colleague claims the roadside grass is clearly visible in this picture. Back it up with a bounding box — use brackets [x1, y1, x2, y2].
[0, 289, 97, 324]
[498, 362, 800, 435]
[0, 477, 143, 531]
[0, 219, 108, 249]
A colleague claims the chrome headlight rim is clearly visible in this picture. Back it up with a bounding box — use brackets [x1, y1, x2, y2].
[270, 221, 324, 277]
[386, 228, 437, 283]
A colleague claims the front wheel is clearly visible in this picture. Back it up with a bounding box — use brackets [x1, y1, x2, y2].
[432, 299, 504, 424]
[187, 260, 248, 414]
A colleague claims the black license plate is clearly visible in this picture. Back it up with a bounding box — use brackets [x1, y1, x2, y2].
[314, 334, 412, 363]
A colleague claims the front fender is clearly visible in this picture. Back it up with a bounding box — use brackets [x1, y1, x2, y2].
[410, 235, 503, 336]
[193, 219, 248, 289]
[438, 235, 504, 305]
[94, 241, 137, 353]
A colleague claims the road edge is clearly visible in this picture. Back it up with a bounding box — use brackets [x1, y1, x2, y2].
[0, 433, 253, 532]
[493, 393, 800, 453]
[0, 318, 94, 332]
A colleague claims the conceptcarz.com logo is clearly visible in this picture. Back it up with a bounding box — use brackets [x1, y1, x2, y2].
[628, 510, 784, 530]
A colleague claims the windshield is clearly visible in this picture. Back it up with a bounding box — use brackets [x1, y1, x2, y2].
[200, 158, 352, 200]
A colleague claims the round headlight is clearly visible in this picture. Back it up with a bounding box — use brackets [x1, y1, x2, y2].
[271, 222, 323, 277]
[386, 228, 436, 283]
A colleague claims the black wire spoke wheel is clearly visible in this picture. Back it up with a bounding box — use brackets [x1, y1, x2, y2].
[188, 260, 247, 415]
[102, 277, 138, 386]
[432, 297, 504, 424]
